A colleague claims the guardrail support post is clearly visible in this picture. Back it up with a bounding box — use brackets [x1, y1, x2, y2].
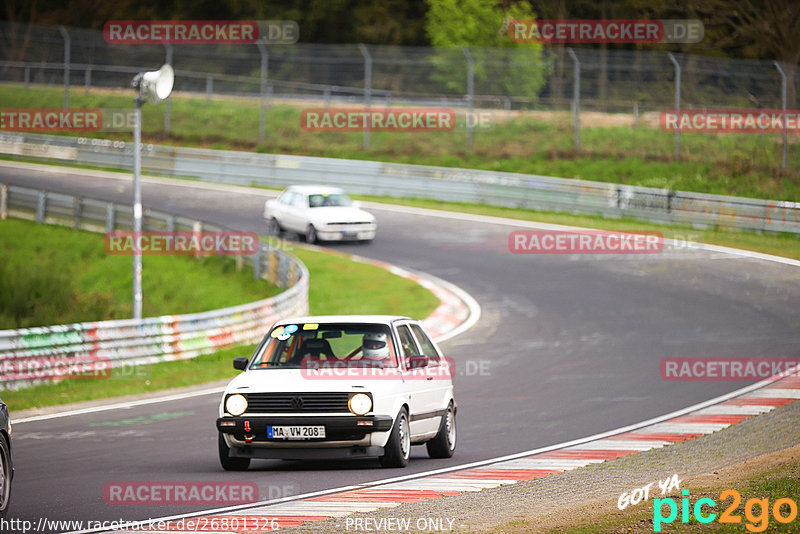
[58, 26, 71, 110]
[668, 53, 681, 158]
[257, 42, 268, 146]
[567, 48, 580, 151]
[36, 191, 47, 223]
[105, 203, 115, 232]
[73, 196, 82, 229]
[205, 75, 213, 104]
[24, 66, 30, 89]
[0, 185, 7, 220]
[166, 214, 175, 232]
[774, 61, 788, 172]
[463, 46, 475, 151]
[252, 245, 263, 280]
[163, 44, 173, 136]
[358, 44, 372, 150]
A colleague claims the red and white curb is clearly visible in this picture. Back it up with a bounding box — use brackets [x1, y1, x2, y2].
[94, 374, 799, 534]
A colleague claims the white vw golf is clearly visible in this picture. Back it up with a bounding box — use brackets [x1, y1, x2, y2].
[264, 185, 377, 244]
[217, 315, 456, 469]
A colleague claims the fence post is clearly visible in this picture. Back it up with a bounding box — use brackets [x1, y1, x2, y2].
[205, 75, 213, 104]
[567, 48, 580, 151]
[105, 203, 115, 232]
[84, 66, 92, 95]
[463, 46, 474, 151]
[667, 53, 681, 158]
[36, 191, 47, 223]
[163, 44, 173, 136]
[166, 214, 175, 232]
[58, 26, 71, 110]
[358, 44, 372, 150]
[774, 61, 788, 172]
[633, 102, 638, 128]
[24, 66, 30, 89]
[257, 42, 268, 146]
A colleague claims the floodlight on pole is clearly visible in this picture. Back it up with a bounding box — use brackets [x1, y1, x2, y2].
[130, 64, 174, 319]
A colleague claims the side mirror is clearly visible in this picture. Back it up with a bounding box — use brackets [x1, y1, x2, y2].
[407, 355, 429, 369]
[233, 357, 249, 371]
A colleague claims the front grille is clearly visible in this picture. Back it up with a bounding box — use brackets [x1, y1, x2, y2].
[242, 392, 351, 413]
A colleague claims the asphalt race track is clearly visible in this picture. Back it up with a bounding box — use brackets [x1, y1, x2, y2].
[2, 163, 799, 532]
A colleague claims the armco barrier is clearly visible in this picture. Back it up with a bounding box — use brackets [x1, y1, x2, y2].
[0, 183, 309, 390]
[1, 132, 798, 235]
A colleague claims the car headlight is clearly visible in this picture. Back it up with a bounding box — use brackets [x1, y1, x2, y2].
[348, 393, 372, 416]
[225, 394, 248, 416]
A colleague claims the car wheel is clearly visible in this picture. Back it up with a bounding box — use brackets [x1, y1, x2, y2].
[426, 402, 456, 459]
[305, 225, 318, 244]
[267, 217, 282, 236]
[0, 434, 10, 518]
[380, 408, 410, 468]
[218, 434, 250, 471]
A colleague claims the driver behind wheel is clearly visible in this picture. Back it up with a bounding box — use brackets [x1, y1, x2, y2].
[362, 332, 389, 366]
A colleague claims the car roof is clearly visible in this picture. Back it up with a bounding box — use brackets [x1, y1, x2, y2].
[274, 315, 414, 326]
[285, 185, 346, 195]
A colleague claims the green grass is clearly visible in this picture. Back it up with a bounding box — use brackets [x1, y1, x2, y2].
[0, 218, 280, 329]
[1, 84, 798, 201]
[1, 227, 439, 411]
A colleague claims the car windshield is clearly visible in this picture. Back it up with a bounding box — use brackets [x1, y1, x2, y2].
[249, 322, 396, 369]
[308, 193, 352, 208]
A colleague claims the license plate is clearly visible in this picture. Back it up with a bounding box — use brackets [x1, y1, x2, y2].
[267, 425, 325, 440]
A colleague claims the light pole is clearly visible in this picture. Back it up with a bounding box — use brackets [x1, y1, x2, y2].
[130, 64, 174, 319]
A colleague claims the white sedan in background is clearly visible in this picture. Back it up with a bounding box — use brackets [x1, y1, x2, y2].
[264, 185, 377, 243]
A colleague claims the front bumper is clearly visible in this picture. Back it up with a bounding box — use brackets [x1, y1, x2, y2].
[317, 228, 376, 241]
[216, 415, 393, 444]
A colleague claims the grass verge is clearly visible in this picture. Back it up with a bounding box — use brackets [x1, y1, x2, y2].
[2, 232, 439, 411]
[0, 218, 280, 329]
[1, 84, 798, 201]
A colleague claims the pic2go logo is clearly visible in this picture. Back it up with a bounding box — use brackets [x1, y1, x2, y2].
[654, 489, 799, 532]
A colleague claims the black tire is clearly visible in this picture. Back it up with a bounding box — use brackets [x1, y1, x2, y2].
[426, 402, 456, 459]
[380, 408, 410, 468]
[267, 217, 282, 236]
[218, 434, 250, 471]
[0, 435, 10, 518]
[305, 225, 318, 244]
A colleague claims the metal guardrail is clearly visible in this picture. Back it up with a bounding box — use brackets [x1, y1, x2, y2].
[1, 132, 798, 235]
[0, 182, 309, 389]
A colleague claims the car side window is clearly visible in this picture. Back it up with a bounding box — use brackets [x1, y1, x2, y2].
[410, 324, 439, 363]
[279, 191, 293, 205]
[396, 325, 420, 358]
[293, 194, 308, 208]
